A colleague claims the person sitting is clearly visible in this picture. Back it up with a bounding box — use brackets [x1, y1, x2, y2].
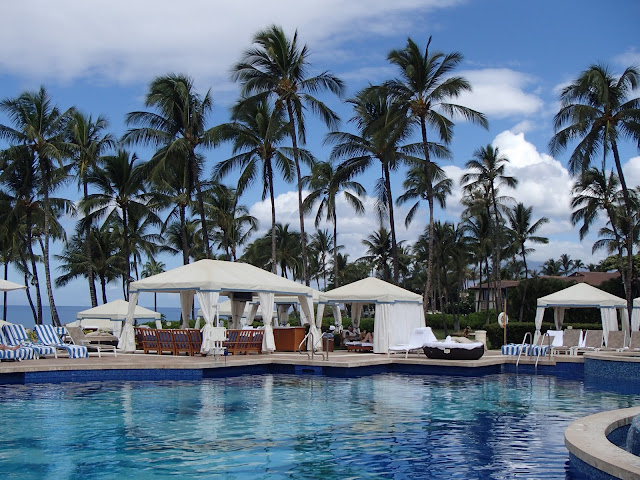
[360, 329, 373, 343]
[0, 344, 20, 351]
[342, 325, 359, 343]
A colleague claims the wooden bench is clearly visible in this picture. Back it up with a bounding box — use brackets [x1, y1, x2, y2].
[346, 342, 373, 352]
[224, 329, 263, 355]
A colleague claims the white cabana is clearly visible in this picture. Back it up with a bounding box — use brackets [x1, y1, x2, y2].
[72, 299, 161, 334]
[120, 260, 314, 354]
[317, 277, 425, 354]
[534, 283, 629, 344]
[628, 297, 640, 332]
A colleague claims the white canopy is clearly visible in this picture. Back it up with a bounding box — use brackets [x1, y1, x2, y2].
[0, 279, 26, 292]
[534, 283, 629, 344]
[77, 299, 161, 321]
[74, 299, 161, 334]
[317, 277, 425, 353]
[120, 260, 314, 353]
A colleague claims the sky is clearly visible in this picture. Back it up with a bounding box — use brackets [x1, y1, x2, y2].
[0, 0, 639, 309]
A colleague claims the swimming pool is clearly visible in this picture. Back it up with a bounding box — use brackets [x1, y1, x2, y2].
[1, 373, 637, 479]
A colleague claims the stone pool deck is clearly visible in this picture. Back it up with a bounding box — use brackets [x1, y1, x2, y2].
[0, 348, 586, 375]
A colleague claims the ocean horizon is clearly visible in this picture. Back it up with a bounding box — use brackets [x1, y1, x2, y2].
[0, 304, 184, 328]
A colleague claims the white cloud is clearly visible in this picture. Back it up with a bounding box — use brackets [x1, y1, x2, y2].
[614, 47, 640, 68]
[0, 0, 459, 85]
[623, 156, 640, 189]
[493, 130, 574, 221]
[455, 69, 544, 118]
[248, 189, 425, 260]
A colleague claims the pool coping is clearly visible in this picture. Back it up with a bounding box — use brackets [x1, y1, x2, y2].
[565, 406, 640, 480]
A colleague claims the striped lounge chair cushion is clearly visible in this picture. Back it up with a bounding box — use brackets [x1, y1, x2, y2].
[34, 325, 89, 359]
[528, 345, 550, 356]
[2, 324, 57, 357]
[501, 344, 529, 356]
[0, 346, 37, 361]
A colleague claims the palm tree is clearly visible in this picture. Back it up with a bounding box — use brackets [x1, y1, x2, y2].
[559, 253, 574, 276]
[0, 87, 74, 325]
[123, 73, 217, 258]
[141, 258, 165, 311]
[273, 223, 301, 279]
[397, 162, 452, 227]
[329, 87, 414, 284]
[541, 258, 562, 276]
[0, 147, 44, 323]
[550, 63, 640, 311]
[205, 183, 257, 261]
[461, 145, 517, 313]
[232, 25, 345, 285]
[385, 36, 488, 310]
[84, 150, 157, 299]
[68, 111, 115, 307]
[213, 98, 296, 271]
[160, 218, 203, 263]
[360, 226, 393, 281]
[307, 229, 334, 289]
[302, 159, 365, 287]
[505, 202, 549, 321]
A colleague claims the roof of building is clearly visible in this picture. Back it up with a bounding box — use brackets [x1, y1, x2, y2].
[469, 271, 620, 290]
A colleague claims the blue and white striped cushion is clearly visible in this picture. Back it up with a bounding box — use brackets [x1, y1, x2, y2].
[501, 344, 529, 356]
[0, 346, 37, 360]
[35, 325, 88, 358]
[2, 324, 30, 344]
[529, 345, 550, 356]
[3, 324, 56, 357]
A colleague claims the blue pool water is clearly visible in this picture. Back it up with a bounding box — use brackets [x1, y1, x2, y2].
[0, 373, 637, 479]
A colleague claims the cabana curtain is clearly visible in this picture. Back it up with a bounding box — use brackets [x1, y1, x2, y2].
[259, 292, 275, 352]
[198, 291, 219, 354]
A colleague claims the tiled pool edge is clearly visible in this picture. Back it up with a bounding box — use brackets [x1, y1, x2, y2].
[565, 407, 640, 480]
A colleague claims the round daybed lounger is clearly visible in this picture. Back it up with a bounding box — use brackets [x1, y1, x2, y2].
[422, 336, 485, 360]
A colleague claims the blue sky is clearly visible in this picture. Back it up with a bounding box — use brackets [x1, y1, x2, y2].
[0, 0, 639, 308]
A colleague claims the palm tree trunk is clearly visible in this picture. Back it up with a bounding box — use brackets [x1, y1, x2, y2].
[180, 203, 189, 265]
[3, 262, 7, 321]
[421, 116, 435, 311]
[84, 181, 98, 307]
[25, 214, 42, 324]
[612, 141, 634, 319]
[519, 250, 528, 322]
[19, 254, 37, 322]
[268, 165, 277, 274]
[191, 154, 212, 259]
[333, 211, 339, 288]
[285, 100, 309, 286]
[382, 163, 399, 284]
[101, 276, 107, 304]
[123, 207, 130, 300]
[42, 177, 60, 326]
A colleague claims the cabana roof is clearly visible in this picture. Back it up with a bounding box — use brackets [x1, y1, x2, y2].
[536, 283, 626, 308]
[129, 259, 313, 297]
[318, 277, 422, 304]
[77, 299, 161, 320]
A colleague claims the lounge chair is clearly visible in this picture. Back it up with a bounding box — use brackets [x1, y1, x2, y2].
[2, 324, 57, 358]
[171, 329, 192, 356]
[629, 331, 640, 351]
[551, 328, 582, 356]
[573, 329, 604, 355]
[65, 326, 117, 358]
[156, 329, 176, 355]
[345, 341, 373, 352]
[34, 325, 89, 358]
[599, 330, 626, 352]
[136, 327, 159, 354]
[388, 327, 437, 358]
[0, 329, 37, 361]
